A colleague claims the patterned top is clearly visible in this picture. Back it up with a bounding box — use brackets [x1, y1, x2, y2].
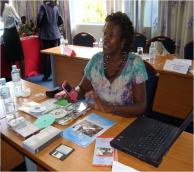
[84, 52, 148, 106]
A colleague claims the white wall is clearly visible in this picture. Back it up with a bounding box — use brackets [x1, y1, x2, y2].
[71, 24, 104, 42]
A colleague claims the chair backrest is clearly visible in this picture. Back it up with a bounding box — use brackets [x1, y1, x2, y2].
[132, 32, 147, 52]
[73, 32, 96, 47]
[146, 36, 176, 54]
[144, 61, 159, 115]
[184, 41, 193, 60]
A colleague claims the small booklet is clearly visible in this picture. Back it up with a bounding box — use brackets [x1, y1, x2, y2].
[93, 136, 117, 166]
[62, 113, 116, 147]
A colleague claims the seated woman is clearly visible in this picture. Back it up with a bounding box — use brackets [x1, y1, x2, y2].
[61, 12, 148, 117]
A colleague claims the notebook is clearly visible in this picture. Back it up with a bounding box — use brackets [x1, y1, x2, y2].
[110, 110, 193, 167]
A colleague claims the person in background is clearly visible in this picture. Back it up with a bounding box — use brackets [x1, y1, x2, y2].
[37, 0, 62, 81]
[29, 19, 36, 35]
[0, 0, 24, 79]
[19, 16, 32, 37]
[74, 12, 148, 117]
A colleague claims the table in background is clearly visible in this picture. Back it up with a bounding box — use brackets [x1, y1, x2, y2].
[150, 55, 193, 119]
[0, 80, 193, 171]
[41, 46, 193, 119]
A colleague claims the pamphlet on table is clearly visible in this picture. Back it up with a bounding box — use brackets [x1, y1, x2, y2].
[93, 136, 117, 166]
[62, 113, 116, 147]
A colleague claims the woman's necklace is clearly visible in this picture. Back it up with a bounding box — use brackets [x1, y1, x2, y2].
[104, 53, 127, 82]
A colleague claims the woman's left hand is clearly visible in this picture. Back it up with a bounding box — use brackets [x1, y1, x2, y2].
[85, 90, 111, 113]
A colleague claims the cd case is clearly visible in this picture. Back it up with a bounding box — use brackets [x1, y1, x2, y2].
[8, 116, 40, 139]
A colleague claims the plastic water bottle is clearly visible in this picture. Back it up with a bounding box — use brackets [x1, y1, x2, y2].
[149, 42, 157, 64]
[11, 65, 22, 97]
[98, 38, 103, 48]
[60, 37, 68, 53]
[0, 78, 16, 121]
[0, 78, 6, 117]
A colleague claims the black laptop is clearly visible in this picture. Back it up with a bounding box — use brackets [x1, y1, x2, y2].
[110, 111, 193, 167]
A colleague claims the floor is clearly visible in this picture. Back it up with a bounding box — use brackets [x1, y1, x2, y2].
[26, 74, 54, 89]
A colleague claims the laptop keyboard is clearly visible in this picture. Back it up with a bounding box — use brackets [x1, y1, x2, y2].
[111, 116, 179, 166]
[130, 122, 175, 158]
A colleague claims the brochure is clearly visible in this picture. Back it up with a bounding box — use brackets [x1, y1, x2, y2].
[93, 136, 117, 166]
[62, 113, 116, 147]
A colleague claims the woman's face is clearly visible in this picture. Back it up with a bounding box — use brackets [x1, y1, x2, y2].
[103, 21, 125, 56]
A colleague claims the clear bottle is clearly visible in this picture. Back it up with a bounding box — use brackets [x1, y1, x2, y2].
[11, 65, 22, 97]
[149, 42, 157, 64]
[0, 78, 6, 117]
[98, 38, 103, 48]
[0, 78, 16, 122]
[60, 37, 65, 53]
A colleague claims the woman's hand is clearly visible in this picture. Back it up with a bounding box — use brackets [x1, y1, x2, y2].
[85, 90, 112, 113]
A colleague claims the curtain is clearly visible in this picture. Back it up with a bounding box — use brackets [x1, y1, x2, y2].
[13, 0, 42, 24]
[157, 1, 193, 57]
[58, 0, 72, 44]
[107, 0, 158, 39]
[13, 0, 72, 44]
[107, 0, 193, 58]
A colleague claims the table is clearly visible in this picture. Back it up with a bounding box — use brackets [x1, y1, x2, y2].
[41, 45, 100, 87]
[41, 46, 193, 119]
[0, 80, 193, 171]
[21, 36, 41, 77]
[150, 55, 193, 119]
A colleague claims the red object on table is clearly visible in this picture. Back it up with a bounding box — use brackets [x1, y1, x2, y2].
[21, 36, 41, 77]
[63, 47, 76, 57]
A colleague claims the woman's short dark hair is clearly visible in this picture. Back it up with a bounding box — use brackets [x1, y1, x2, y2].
[105, 11, 134, 53]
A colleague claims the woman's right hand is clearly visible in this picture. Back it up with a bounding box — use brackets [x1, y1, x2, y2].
[54, 90, 67, 99]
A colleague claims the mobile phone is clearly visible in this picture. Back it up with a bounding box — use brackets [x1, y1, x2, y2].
[62, 81, 78, 102]
[50, 144, 74, 161]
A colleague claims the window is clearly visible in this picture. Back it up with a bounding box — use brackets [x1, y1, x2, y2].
[143, 0, 158, 27]
[70, 0, 107, 24]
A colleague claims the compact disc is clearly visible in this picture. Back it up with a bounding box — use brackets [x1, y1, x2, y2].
[49, 107, 68, 119]
[34, 114, 55, 129]
[29, 105, 46, 113]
